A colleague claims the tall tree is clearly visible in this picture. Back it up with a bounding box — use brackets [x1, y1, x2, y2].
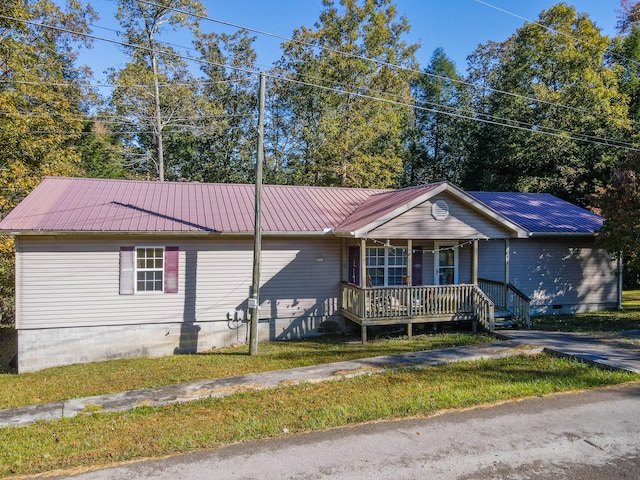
[108, 0, 205, 181]
[462, 3, 631, 206]
[182, 29, 258, 183]
[595, 154, 640, 279]
[0, 0, 97, 326]
[269, 0, 418, 188]
[404, 47, 474, 186]
[609, 1, 640, 141]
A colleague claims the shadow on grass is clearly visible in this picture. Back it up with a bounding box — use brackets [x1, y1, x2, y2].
[193, 332, 492, 366]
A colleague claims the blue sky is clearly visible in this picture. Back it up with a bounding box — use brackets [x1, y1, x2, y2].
[80, 0, 621, 81]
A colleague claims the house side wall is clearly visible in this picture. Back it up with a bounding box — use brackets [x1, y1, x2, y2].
[477, 240, 505, 283]
[369, 193, 512, 240]
[478, 237, 618, 315]
[15, 235, 342, 372]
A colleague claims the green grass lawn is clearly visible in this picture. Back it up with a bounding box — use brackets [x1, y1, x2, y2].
[1, 292, 639, 477]
[0, 333, 492, 409]
[531, 290, 640, 332]
[1, 354, 636, 478]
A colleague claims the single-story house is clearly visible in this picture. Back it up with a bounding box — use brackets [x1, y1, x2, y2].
[0, 177, 620, 372]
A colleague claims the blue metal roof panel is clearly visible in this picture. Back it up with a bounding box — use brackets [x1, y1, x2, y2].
[468, 192, 603, 234]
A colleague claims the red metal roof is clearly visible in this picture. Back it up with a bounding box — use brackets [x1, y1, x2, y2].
[0, 177, 382, 234]
[0, 177, 604, 236]
[335, 183, 444, 233]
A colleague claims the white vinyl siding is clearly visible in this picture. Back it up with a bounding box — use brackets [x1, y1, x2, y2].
[509, 238, 617, 309]
[369, 193, 512, 240]
[15, 235, 342, 330]
[478, 238, 618, 313]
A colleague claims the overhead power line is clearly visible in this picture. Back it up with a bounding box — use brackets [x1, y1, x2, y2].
[0, 12, 637, 152]
[475, 0, 640, 69]
[0, 78, 247, 89]
[137, 0, 633, 126]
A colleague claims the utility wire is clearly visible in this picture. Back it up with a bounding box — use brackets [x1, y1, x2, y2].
[0, 78, 248, 89]
[271, 72, 638, 151]
[1, 13, 637, 151]
[138, 0, 633, 125]
[475, 0, 640, 69]
[3, 5, 631, 131]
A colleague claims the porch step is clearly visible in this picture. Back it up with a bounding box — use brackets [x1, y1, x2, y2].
[494, 309, 517, 329]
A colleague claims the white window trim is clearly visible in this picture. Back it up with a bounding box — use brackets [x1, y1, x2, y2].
[366, 246, 408, 287]
[434, 241, 459, 285]
[135, 246, 165, 294]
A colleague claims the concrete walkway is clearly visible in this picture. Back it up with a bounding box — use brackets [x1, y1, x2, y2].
[498, 330, 640, 374]
[1, 330, 639, 428]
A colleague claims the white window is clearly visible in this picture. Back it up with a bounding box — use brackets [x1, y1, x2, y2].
[366, 246, 407, 287]
[136, 247, 164, 292]
[119, 246, 179, 295]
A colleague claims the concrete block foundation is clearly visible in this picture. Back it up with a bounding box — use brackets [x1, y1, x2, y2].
[17, 315, 342, 373]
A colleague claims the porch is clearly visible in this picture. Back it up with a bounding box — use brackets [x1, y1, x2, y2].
[340, 279, 530, 342]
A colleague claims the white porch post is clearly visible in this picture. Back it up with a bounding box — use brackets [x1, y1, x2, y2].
[360, 238, 367, 288]
[472, 239, 478, 284]
[504, 238, 510, 308]
[407, 239, 413, 286]
[360, 238, 367, 344]
[618, 255, 623, 310]
[407, 239, 413, 338]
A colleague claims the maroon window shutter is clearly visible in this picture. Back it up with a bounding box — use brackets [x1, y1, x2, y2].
[119, 246, 135, 295]
[348, 245, 360, 286]
[164, 246, 179, 293]
[412, 246, 423, 286]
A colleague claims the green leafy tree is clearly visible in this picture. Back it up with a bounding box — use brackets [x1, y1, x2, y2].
[182, 29, 258, 183]
[107, 0, 205, 181]
[596, 154, 640, 279]
[0, 0, 97, 326]
[77, 120, 129, 179]
[404, 48, 474, 186]
[462, 3, 631, 206]
[269, 0, 418, 188]
[609, 1, 640, 141]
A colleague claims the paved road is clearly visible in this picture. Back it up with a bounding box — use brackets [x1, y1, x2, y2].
[61, 381, 640, 480]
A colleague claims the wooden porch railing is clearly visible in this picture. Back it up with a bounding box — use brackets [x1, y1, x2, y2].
[478, 278, 531, 329]
[340, 283, 495, 331]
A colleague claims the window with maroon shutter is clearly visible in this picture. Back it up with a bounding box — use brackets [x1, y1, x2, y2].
[119, 246, 135, 295]
[164, 246, 179, 293]
[119, 246, 179, 294]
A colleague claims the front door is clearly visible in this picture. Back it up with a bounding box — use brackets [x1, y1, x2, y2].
[434, 242, 459, 285]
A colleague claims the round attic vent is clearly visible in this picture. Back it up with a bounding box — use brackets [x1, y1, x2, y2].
[431, 199, 449, 220]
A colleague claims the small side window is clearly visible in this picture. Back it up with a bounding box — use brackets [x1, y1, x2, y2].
[119, 246, 179, 294]
[136, 247, 164, 292]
